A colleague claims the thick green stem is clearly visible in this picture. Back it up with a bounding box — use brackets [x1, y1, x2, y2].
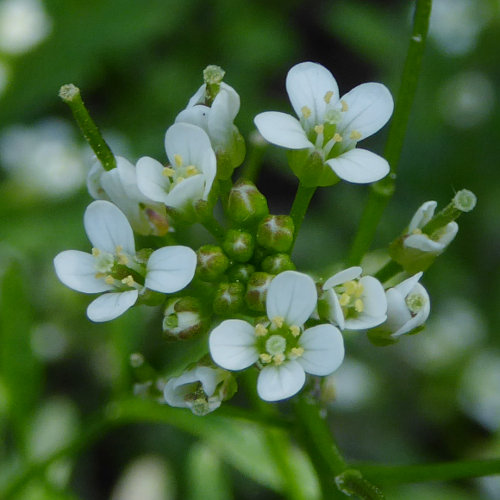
[347, 0, 433, 266]
[59, 84, 116, 171]
[240, 141, 267, 183]
[358, 458, 500, 485]
[289, 183, 317, 252]
[374, 259, 403, 283]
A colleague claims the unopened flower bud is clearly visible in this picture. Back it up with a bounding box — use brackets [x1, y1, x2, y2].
[227, 180, 269, 227]
[213, 282, 245, 316]
[257, 215, 295, 253]
[196, 245, 229, 282]
[261, 253, 296, 274]
[245, 272, 274, 312]
[222, 229, 254, 263]
[227, 263, 255, 283]
[163, 297, 205, 340]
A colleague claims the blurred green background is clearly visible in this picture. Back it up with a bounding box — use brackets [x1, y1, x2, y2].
[1, 0, 500, 498]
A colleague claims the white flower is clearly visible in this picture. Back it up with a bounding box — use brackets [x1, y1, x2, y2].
[383, 273, 430, 336]
[54, 200, 197, 322]
[404, 201, 458, 253]
[321, 267, 387, 330]
[136, 123, 216, 216]
[176, 82, 240, 154]
[209, 271, 344, 402]
[88, 156, 168, 236]
[163, 366, 235, 416]
[254, 61, 393, 184]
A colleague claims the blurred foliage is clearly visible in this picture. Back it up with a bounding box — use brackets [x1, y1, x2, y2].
[1, 0, 500, 498]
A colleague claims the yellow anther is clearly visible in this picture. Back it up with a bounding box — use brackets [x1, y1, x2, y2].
[291, 347, 304, 358]
[341, 99, 349, 112]
[271, 316, 284, 328]
[344, 280, 358, 296]
[290, 325, 301, 337]
[115, 245, 123, 254]
[350, 130, 362, 141]
[412, 228, 423, 235]
[333, 133, 343, 142]
[273, 353, 285, 366]
[117, 254, 129, 265]
[121, 275, 135, 287]
[174, 154, 183, 167]
[301, 106, 312, 119]
[95, 272, 105, 279]
[339, 293, 351, 307]
[186, 165, 199, 177]
[260, 353, 272, 364]
[162, 167, 175, 177]
[354, 299, 364, 313]
[255, 324, 269, 337]
[175, 176, 185, 185]
[354, 283, 364, 298]
[105, 275, 115, 285]
[314, 124, 324, 135]
[92, 247, 100, 257]
[324, 90, 334, 104]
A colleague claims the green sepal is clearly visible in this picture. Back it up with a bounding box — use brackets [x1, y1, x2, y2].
[287, 149, 340, 187]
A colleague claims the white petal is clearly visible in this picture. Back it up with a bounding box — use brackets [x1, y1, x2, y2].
[266, 271, 317, 326]
[384, 288, 412, 333]
[145, 246, 197, 293]
[186, 84, 206, 107]
[257, 361, 305, 402]
[87, 161, 108, 200]
[54, 250, 112, 293]
[84, 200, 135, 255]
[394, 272, 423, 297]
[326, 149, 389, 184]
[115, 156, 143, 200]
[254, 112, 312, 150]
[339, 83, 394, 140]
[175, 105, 210, 136]
[323, 266, 362, 289]
[208, 85, 240, 147]
[408, 201, 437, 232]
[164, 122, 214, 169]
[286, 62, 339, 127]
[359, 276, 387, 318]
[298, 324, 344, 376]
[322, 288, 345, 330]
[164, 175, 206, 208]
[404, 234, 444, 252]
[136, 156, 170, 204]
[209, 320, 259, 371]
[86, 290, 138, 322]
[439, 222, 458, 247]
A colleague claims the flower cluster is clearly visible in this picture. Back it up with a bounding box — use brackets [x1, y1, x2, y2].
[54, 62, 473, 414]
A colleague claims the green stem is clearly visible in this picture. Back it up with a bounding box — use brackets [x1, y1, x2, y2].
[59, 84, 116, 171]
[218, 178, 233, 210]
[289, 183, 317, 252]
[357, 458, 500, 485]
[374, 259, 403, 283]
[347, 0, 433, 266]
[240, 141, 267, 183]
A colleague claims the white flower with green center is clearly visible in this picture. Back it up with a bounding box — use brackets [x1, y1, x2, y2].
[320, 267, 387, 330]
[53, 200, 197, 322]
[254, 61, 394, 184]
[383, 272, 430, 336]
[209, 271, 344, 402]
[87, 156, 168, 236]
[136, 123, 216, 216]
[404, 201, 458, 253]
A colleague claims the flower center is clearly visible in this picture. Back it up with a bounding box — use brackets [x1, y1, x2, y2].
[163, 154, 200, 187]
[335, 279, 365, 317]
[405, 292, 426, 315]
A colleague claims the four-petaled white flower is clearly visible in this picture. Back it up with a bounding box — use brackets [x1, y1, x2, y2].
[404, 201, 458, 253]
[254, 61, 394, 184]
[163, 365, 235, 416]
[320, 267, 387, 330]
[53, 200, 197, 322]
[209, 270, 344, 402]
[87, 156, 168, 236]
[382, 272, 430, 336]
[136, 123, 216, 216]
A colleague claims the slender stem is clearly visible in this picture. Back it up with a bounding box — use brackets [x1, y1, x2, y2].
[240, 141, 267, 183]
[358, 458, 500, 485]
[218, 178, 233, 210]
[347, 0, 433, 266]
[59, 84, 116, 171]
[289, 183, 317, 252]
[374, 259, 403, 283]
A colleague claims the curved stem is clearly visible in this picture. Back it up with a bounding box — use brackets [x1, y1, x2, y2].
[289, 183, 317, 252]
[347, 0, 433, 266]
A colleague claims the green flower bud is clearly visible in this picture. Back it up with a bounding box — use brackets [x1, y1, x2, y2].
[261, 253, 296, 274]
[163, 297, 205, 340]
[245, 272, 274, 312]
[227, 263, 255, 283]
[222, 229, 255, 263]
[256, 215, 295, 253]
[196, 245, 229, 282]
[227, 180, 269, 227]
[213, 282, 245, 316]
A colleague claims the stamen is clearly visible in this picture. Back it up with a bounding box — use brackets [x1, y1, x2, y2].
[344, 280, 358, 296]
[291, 347, 304, 358]
[324, 90, 334, 104]
[115, 245, 123, 254]
[271, 316, 284, 328]
[341, 100, 349, 112]
[333, 133, 343, 142]
[121, 275, 135, 287]
[163, 167, 175, 177]
[255, 324, 268, 337]
[412, 228, 423, 235]
[339, 293, 351, 306]
[301, 106, 312, 119]
[354, 283, 364, 298]
[105, 275, 115, 285]
[175, 176, 185, 185]
[350, 130, 362, 141]
[174, 154, 183, 167]
[186, 165, 199, 177]
[314, 124, 324, 135]
[273, 353, 285, 365]
[290, 325, 301, 337]
[354, 299, 364, 313]
[92, 248, 100, 257]
[260, 353, 272, 364]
